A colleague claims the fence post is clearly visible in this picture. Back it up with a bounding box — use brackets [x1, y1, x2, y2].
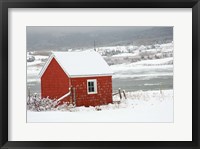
[69, 87, 72, 104]
[118, 88, 122, 100]
[73, 87, 76, 106]
[28, 87, 31, 100]
[123, 90, 127, 99]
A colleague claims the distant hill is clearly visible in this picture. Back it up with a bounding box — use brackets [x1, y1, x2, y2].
[27, 27, 173, 51]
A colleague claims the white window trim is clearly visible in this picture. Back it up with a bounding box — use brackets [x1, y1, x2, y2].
[87, 79, 97, 94]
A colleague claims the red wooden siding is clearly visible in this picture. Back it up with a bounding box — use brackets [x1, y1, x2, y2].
[71, 76, 112, 107]
[41, 58, 71, 103]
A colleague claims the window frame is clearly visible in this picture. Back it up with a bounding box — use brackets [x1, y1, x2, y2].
[87, 79, 97, 94]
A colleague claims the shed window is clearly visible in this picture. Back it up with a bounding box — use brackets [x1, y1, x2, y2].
[87, 79, 97, 94]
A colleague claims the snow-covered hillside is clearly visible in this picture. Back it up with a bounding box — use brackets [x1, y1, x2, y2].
[102, 42, 173, 65]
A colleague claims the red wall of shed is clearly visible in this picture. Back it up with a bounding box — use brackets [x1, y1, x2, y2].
[71, 76, 112, 107]
[41, 58, 71, 103]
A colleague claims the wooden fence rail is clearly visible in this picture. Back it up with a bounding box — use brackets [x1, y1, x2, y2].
[112, 88, 127, 100]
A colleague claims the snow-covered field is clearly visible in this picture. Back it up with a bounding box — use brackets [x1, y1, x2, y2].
[27, 90, 173, 123]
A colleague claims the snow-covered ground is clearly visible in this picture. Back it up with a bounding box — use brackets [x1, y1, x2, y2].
[27, 90, 173, 123]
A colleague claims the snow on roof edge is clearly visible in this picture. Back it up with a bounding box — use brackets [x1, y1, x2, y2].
[38, 54, 54, 78]
[39, 51, 113, 78]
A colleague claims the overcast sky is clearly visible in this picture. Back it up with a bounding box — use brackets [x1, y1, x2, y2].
[27, 26, 153, 34]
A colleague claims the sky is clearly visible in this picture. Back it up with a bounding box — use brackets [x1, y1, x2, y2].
[27, 26, 153, 34]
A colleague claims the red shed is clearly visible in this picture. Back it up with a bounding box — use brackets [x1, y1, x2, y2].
[39, 51, 113, 107]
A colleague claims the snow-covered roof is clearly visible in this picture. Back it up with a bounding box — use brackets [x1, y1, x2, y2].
[39, 50, 113, 77]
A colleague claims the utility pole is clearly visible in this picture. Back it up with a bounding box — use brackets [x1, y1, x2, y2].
[94, 40, 96, 51]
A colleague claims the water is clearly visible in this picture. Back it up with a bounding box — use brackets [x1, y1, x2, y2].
[112, 65, 173, 92]
[112, 76, 173, 93]
[27, 73, 173, 95]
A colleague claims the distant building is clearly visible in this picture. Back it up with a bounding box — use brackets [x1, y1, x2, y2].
[39, 51, 113, 107]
